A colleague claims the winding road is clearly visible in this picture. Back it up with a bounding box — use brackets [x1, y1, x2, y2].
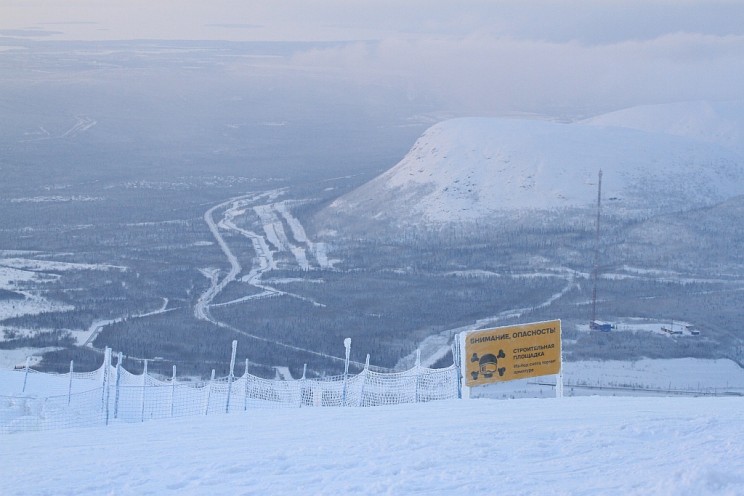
[194, 191, 351, 366]
[396, 270, 581, 369]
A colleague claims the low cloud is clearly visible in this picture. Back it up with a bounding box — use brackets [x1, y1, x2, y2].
[2, 1, 743, 117]
[291, 32, 744, 118]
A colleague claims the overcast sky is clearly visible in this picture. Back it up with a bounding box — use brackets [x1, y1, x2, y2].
[2, 0, 743, 117]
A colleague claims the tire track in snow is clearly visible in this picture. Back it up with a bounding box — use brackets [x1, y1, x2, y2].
[83, 298, 175, 348]
[21, 115, 97, 142]
[195, 191, 338, 363]
[275, 201, 334, 269]
[254, 203, 312, 271]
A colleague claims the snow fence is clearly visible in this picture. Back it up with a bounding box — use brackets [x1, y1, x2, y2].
[0, 347, 460, 434]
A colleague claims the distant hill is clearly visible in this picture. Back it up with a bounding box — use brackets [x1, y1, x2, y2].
[318, 101, 744, 231]
[583, 100, 744, 155]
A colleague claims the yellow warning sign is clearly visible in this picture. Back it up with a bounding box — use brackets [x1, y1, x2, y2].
[463, 320, 561, 386]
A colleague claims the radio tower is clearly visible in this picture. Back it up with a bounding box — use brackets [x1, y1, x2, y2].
[591, 169, 603, 326]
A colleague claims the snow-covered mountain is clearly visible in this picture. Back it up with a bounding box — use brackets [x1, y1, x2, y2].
[322, 101, 744, 229]
[583, 100, 744, 155]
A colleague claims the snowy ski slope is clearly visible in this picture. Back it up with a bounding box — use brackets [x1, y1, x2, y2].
[1, 395, 742, 495]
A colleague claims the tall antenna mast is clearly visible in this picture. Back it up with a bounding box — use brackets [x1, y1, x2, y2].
[591, 169, 603, 325]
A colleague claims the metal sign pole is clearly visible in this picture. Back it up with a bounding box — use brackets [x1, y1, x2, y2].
[459, 333, 471, 399]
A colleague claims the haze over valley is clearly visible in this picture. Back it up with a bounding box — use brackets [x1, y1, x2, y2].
[1, 2, 744, 383]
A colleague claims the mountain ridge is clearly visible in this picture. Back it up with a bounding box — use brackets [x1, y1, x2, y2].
[320, 101, 744, 230]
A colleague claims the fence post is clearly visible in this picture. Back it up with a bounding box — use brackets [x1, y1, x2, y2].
[100, 348, 109, 406]
[170, 365, 177, 418]
[415, 349, 422, 403]
[205, 369, 215, 415]
[67, 360, 74, 405]
[114, 352, 123, 420]
[556, 332, 565, 398]
[102, 348, 112, 425]
[21, 356, 30, 393]
[358, 354, 370, 407]
[101, 348, 110, 410]
[226, 340, 237, 414]
[314, 380, 322, 407]
[341, 338, 351, 406]
[243, 358, 250, 411]
[300, 364, 307, 408]
[140, 359, 148, 422]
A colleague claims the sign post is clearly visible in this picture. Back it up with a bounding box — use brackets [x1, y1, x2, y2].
[460, 320, 562, 398]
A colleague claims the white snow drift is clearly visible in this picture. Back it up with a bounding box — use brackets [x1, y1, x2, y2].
[1, 396, 742, 495]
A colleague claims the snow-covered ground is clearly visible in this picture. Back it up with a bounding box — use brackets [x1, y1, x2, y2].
[468, 357, 744, 400]
[0, 348, 59, 369]
[576, 318, 700, 337]
[0, 258, 125, 272]
[1, 395, 742, 495]
[0, 263, 72, 334]
[0, 290, 74, 323]
[2, 356, 742, 494]
[76, 298, 171, 347]
[0, 257, 128, 344]
[564, 358, 744, 391]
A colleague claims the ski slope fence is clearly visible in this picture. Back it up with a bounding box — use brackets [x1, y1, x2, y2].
[0, 346, 461, 434]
